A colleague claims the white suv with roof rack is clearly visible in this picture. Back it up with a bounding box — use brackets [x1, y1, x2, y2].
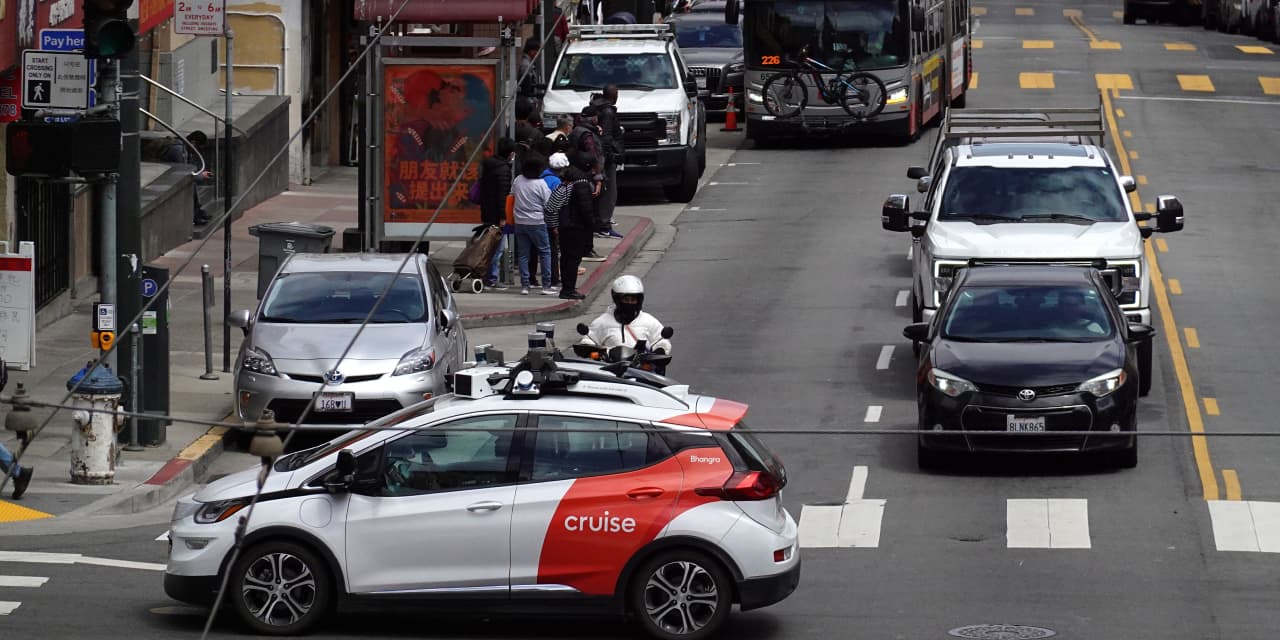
[541, 23, 707, 202]
[879, 102, 1185, 396]
[164, 341, 799, 639]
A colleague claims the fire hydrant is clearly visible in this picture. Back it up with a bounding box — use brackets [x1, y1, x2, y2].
[66, 362, 125, 485]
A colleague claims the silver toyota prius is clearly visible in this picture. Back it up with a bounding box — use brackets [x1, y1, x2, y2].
[230, 252, 468, 429]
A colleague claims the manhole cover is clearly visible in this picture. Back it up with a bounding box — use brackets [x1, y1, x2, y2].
[948, 624, 1057, 639]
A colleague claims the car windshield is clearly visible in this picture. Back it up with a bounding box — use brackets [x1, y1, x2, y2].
[260, 271, 428, 324]
[745, 0, 909, 71]
[942, 285, 1115, 342]
[552, 53, 677, 90]
[939, 166, 1129, 222]
[674, 22, 743, 48]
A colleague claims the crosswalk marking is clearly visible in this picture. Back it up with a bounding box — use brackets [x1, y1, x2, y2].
[1209, 500, 1280, 552]
[0, 601, 20, 615]
[799, 467, 886, 549]
[0, 551, 165, 571]
[1023, 40, 1053, 49]
[1178, 74, 1216, 92]
[0, 576, 47, 588]
[1236, 45, 1274, 54]
[1019, 72, 1055, 89]
[1096, 74, 1134, 90]
[1007, 499, 1091, 549]
[1260, 77, 1280, 95]
[1166, 42, 1197, 51]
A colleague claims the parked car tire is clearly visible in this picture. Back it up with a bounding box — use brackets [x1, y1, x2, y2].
[1123, 3, 1137, 23]
[663, 151, 700, 203]
[630, 549, 733, 640]
[230, 540, 333, 636]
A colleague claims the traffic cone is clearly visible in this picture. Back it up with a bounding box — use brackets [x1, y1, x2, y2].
[721, 87, 741, 132]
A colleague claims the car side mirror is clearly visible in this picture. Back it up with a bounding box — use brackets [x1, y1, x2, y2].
[1156, 195, 1184, 233]
[903, 323, 929, 342]
[661, 326, 674, 339]
[916, 176, 932, 193]
[1127, 323, 1156, 343]
[325, 450, 357, 493]
[440, 308, 458, 331]
[911, 5, 926, 31]
[228, 309, 252, 335]
[685, 72, 699, 98]
[907, 166, 928, 179]
[1120, 175, 1137, 193]
[882, 194, 910, 232]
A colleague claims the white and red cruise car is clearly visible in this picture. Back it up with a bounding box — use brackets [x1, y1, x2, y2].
[164, 350, 800, 639]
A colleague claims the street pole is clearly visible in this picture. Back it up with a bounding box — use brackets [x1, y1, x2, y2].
[99, 59, 119, 372]
[943, 0, 954, 116]
[116, 27, 143, 433]
[222, 19, 236, 372]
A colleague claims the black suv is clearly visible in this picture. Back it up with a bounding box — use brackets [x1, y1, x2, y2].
[666, 12, 744, 114]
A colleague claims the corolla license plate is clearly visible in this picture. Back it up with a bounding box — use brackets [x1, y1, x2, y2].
[696, 76, 707, 89]
[1006, 415, 1046, 432]
[315, 392, 353, 412]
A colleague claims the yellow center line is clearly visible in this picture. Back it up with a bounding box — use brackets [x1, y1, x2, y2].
[1155, 238, 1169, 252]
[1137, 175, 1148, 185]
[1100, 87, 1220, 501]
[1223, 470, 1242, 500]
[1068, 14, 1101, 43]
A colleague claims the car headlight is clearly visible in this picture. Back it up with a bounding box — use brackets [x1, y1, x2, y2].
[658, 111, 681, 145]
[886, 87, 909, 105]
[927, 368, 977, 397]
[932, 260, 966, 306]
[194, 498, 250, 524]
[393, 346, 437, 376]
[171, 496, 198, 523]
[241, 346, 277, 376]
[728, 62, 745, 73]
[1078, 368, 1127, 398]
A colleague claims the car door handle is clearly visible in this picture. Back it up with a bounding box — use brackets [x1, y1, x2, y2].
[627, 487, 665, 500]
[466, 501, 504, 513]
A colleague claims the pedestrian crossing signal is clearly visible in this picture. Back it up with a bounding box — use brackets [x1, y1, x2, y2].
[92, 331, 116, 351]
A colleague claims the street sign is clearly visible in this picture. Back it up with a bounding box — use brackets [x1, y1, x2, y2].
[40, 29, 86, 52]
[141, 278, 159, 298]
[21, 50, 91, 110]
[175, 0, 227, 36]
[94, 303, 116, 331]
[0, 242, 38, 371]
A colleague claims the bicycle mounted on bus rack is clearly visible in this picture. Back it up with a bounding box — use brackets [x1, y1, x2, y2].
[760, 43, 888, 121]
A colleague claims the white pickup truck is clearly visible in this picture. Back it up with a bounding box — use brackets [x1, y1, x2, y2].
[880, 104, 1185, 395]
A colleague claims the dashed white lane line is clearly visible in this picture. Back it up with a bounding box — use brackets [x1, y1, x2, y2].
[863, 405, 883, 423]
[0, 576, 48, 588]
[895, 290, 909, 307]
[1007, 499, 1091, 549]
[1208, 500, 1280, 552]
[907, 245, 914, 260]
[0, 601, 20, 615]
[707, 181, 750, 185]
[875, 345, 895, 370]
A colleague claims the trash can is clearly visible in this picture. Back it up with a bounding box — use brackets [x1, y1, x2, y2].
[248, 222, 335, 299]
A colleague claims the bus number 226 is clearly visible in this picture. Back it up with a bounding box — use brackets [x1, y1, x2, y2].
[761, 55, 781, 65]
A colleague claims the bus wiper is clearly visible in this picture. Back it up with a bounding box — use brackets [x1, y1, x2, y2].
[614, 82, 656, 91]
[1021, 213, 1096, 224]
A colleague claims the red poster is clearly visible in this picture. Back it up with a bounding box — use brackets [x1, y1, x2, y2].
[382, 63, 496, 226]
[0, 70, 18, 123]
[138, 0, 176, 35]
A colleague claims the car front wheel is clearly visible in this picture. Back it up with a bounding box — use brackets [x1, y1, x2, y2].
[631, 549, 732, 640]
[230, 541, 333, 635]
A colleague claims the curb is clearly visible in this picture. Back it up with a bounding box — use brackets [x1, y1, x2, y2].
[460, 217, 655, 329]
[94, 423, 232, 516]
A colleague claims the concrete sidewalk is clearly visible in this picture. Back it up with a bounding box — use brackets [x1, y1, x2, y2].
[0, 166, 654, 529]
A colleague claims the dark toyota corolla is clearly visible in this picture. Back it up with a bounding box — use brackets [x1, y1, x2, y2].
[904, 265, 1155, 470]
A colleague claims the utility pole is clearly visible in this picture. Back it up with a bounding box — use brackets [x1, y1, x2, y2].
[221, 16, 235, 372]
[943, 0, 954, 115]
[115, 25, 143, 429]
[98, 60, 120, 372]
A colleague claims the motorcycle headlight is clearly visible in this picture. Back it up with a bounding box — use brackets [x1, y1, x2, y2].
[194, 498, 250, 524]
[1078, 368, 1127, 398]
[886, 87, 909, 105]
[394, 346, 437, 376]
[241, 346, 278, 376]
[928, 368, 978, 397]
[658, 111, 681, 145]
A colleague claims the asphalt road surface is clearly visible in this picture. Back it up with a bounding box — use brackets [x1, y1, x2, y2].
[3, 1, 1280, 637]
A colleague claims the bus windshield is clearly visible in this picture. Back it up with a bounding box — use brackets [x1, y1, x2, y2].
[744, 0, 909, 71]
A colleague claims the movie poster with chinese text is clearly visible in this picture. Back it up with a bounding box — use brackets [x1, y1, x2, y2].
[382, 61, 496, 236]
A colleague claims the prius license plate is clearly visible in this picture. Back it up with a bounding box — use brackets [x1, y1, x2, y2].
[315, 392, 353, 412]
[1006, 415, 1046, 432]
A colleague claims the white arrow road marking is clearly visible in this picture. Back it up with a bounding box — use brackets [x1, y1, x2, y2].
[1007, 499, 1091, 549]
[0, 576, 47, 588]
[156, 530, 170, 542]
[876, 345, 895, 370]
[798, 466, 885, 548]
[0, 601, 20, 615]
[1208, 500, 1280, 552]
[0, 551, 165, 572]
[896, 290, 909, 307]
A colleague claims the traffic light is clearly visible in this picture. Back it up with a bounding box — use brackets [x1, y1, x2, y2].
[83, 0, 136, 59]
[6, 119, 121, 177]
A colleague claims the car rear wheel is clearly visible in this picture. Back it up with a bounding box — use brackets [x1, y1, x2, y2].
[631, 549, 733, 640]
[230, 541, 332, 636]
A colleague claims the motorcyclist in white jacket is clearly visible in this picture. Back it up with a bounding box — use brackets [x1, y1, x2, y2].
[583, 275, 672, 354]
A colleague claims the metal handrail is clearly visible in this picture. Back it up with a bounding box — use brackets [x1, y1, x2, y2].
[139, 73, 250, 137]
[140, 107, 208, 177]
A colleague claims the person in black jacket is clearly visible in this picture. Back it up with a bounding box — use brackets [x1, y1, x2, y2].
[592, 85, 624, 238]
[557, 152, 599, 300]
[481, 137, 516, 287]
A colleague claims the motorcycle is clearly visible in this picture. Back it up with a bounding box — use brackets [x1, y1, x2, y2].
[572, 322, 675, 378]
